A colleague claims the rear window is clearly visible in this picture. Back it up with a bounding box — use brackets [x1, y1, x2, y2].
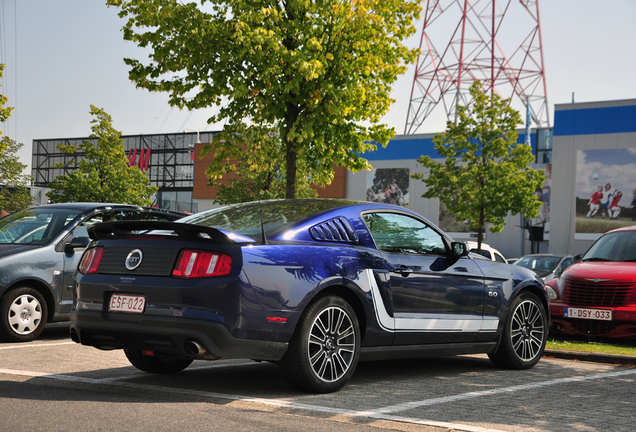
[180, 199, 358, 242]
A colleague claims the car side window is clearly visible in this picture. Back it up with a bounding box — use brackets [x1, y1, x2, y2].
[558, 258, 572, 273]
[363, 212, 447, 255]
[494, 253, 506, 263]
[479, 250, 492, 260]
[76, 215, 105, 238]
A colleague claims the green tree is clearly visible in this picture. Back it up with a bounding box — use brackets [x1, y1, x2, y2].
[107, 0, 421, 198]
[412, 81, 544, 250]
[0, 64, 33, 212]
[46, 105, 157, 205]
[203, 122, 329, 205]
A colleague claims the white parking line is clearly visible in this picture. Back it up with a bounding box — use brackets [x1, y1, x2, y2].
[99, 361, 258, 382]
[0, 367, 505, 432]
[374, 368, 636, 414]
[3, 365, 636, 431]
[0, 342, 75, 350]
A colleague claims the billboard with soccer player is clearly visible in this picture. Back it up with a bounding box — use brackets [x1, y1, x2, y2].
[575, 148, 636, 237]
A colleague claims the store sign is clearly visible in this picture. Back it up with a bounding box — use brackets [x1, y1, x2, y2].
[127, 148, 151, 171]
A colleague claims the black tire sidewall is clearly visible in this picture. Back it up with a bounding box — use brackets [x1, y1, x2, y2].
[0, 287, 48, 342]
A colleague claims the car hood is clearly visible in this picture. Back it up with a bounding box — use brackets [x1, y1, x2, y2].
[563, 261, 636, 284]
[0, 244, 39, 258]
[533, 269, 553, 278]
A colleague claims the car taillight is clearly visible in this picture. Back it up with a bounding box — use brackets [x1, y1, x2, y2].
[172, 250, 232, 278]
[79, 247, 104, 274]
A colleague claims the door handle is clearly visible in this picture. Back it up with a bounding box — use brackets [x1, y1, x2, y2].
[393, 265, 413, 276]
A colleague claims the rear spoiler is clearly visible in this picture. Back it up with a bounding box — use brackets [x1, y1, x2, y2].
[87, 221, 234, 244]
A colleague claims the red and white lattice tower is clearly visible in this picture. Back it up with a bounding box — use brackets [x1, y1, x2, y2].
[404, 0, 549, 134]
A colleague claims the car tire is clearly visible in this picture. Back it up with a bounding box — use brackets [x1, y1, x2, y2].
[124, 348, 193, 374]
[488, 291, 547, 369]
[279, 295, 361, 393]
[0, 287, 48, 342]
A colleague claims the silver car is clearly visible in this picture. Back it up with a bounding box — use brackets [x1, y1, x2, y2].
[512, 254, 574, 281]
[0, 203, 183, 342]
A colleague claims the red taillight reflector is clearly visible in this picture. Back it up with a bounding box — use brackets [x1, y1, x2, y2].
[266, 317, 288, 323]
[172, 250, 232, 278]
[142, 350, 155, 357]
[78, 247, 104, 274]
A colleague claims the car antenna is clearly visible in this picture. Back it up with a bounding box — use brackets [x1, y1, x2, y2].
[257, 192, 268, 245]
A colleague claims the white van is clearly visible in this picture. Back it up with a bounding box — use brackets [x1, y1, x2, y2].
[466, 241, 507, 263]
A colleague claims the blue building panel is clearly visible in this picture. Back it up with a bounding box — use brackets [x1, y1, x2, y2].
[363, 133, 536, 161]
[554, 105, 636, 136]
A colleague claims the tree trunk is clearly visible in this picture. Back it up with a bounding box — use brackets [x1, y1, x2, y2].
[477, 208, 486, 252]
[285, 138, 297, 199]
[283, 102, 300, 199]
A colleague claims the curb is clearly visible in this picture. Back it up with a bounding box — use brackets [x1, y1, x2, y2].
[544, 348, 636, 366]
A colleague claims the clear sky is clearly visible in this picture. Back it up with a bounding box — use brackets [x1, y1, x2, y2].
[1, 0, 635, 171]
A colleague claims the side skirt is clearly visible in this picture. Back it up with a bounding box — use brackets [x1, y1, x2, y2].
[359, 341, 498, 362]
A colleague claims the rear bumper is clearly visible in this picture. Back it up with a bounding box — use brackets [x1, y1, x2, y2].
[70, 310, 288, 361]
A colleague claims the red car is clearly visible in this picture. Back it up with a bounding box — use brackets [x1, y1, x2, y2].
[547, 225, 636, 339]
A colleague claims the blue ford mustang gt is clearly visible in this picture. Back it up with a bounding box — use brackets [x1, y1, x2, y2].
[70, 199, 549, 393]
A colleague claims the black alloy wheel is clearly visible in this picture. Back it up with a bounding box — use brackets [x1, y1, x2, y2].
[489, 291, 547, 369]
[280, 295, 360, 393]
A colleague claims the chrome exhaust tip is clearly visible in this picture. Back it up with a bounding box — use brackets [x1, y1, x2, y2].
[185, 340, 206, 356]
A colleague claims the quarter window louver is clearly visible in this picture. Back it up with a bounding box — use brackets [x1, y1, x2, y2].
[310, 217, 358, 243]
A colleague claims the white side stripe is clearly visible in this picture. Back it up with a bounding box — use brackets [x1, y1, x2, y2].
[365, 269, 499, 333]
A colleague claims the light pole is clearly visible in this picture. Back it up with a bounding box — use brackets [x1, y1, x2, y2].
[183, 129, 201, 213]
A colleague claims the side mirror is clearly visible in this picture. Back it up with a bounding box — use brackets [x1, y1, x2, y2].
[572, 254, 582, 264]
[64, 236, 90, 253]
[451, 241, 469, 257]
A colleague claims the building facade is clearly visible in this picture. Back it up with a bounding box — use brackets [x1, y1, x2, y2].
[32, 98, 636, 259]
[549, 99, 636, 255]
[32, 131, 217, 213]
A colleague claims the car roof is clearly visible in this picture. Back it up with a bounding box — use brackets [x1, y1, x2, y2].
[27, 203, 183, 216]
[31, 203, 146, 211]
[607, 225, 636, 234]
[519, 254, 569, 258]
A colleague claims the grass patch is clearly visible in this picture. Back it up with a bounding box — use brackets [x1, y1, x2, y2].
[546, 337, 636, 356]
[575, 216, 635, 233]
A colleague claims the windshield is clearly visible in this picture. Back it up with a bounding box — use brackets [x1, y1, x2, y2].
[179, 199, 358, 242]
[514, 256, 561, 272]
[0, 208, 83, 245]
[582, 230, 636, 262]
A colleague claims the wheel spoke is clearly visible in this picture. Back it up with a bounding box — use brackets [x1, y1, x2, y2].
[512, 334, 524, 352]
[333, 351, 348, 372]
[332, 310, 345, 334]
[311, 349, 327, 369]
[337, 324, 354, 341]
[314, 318, 328, 339]
[309, 333, 325, 346]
